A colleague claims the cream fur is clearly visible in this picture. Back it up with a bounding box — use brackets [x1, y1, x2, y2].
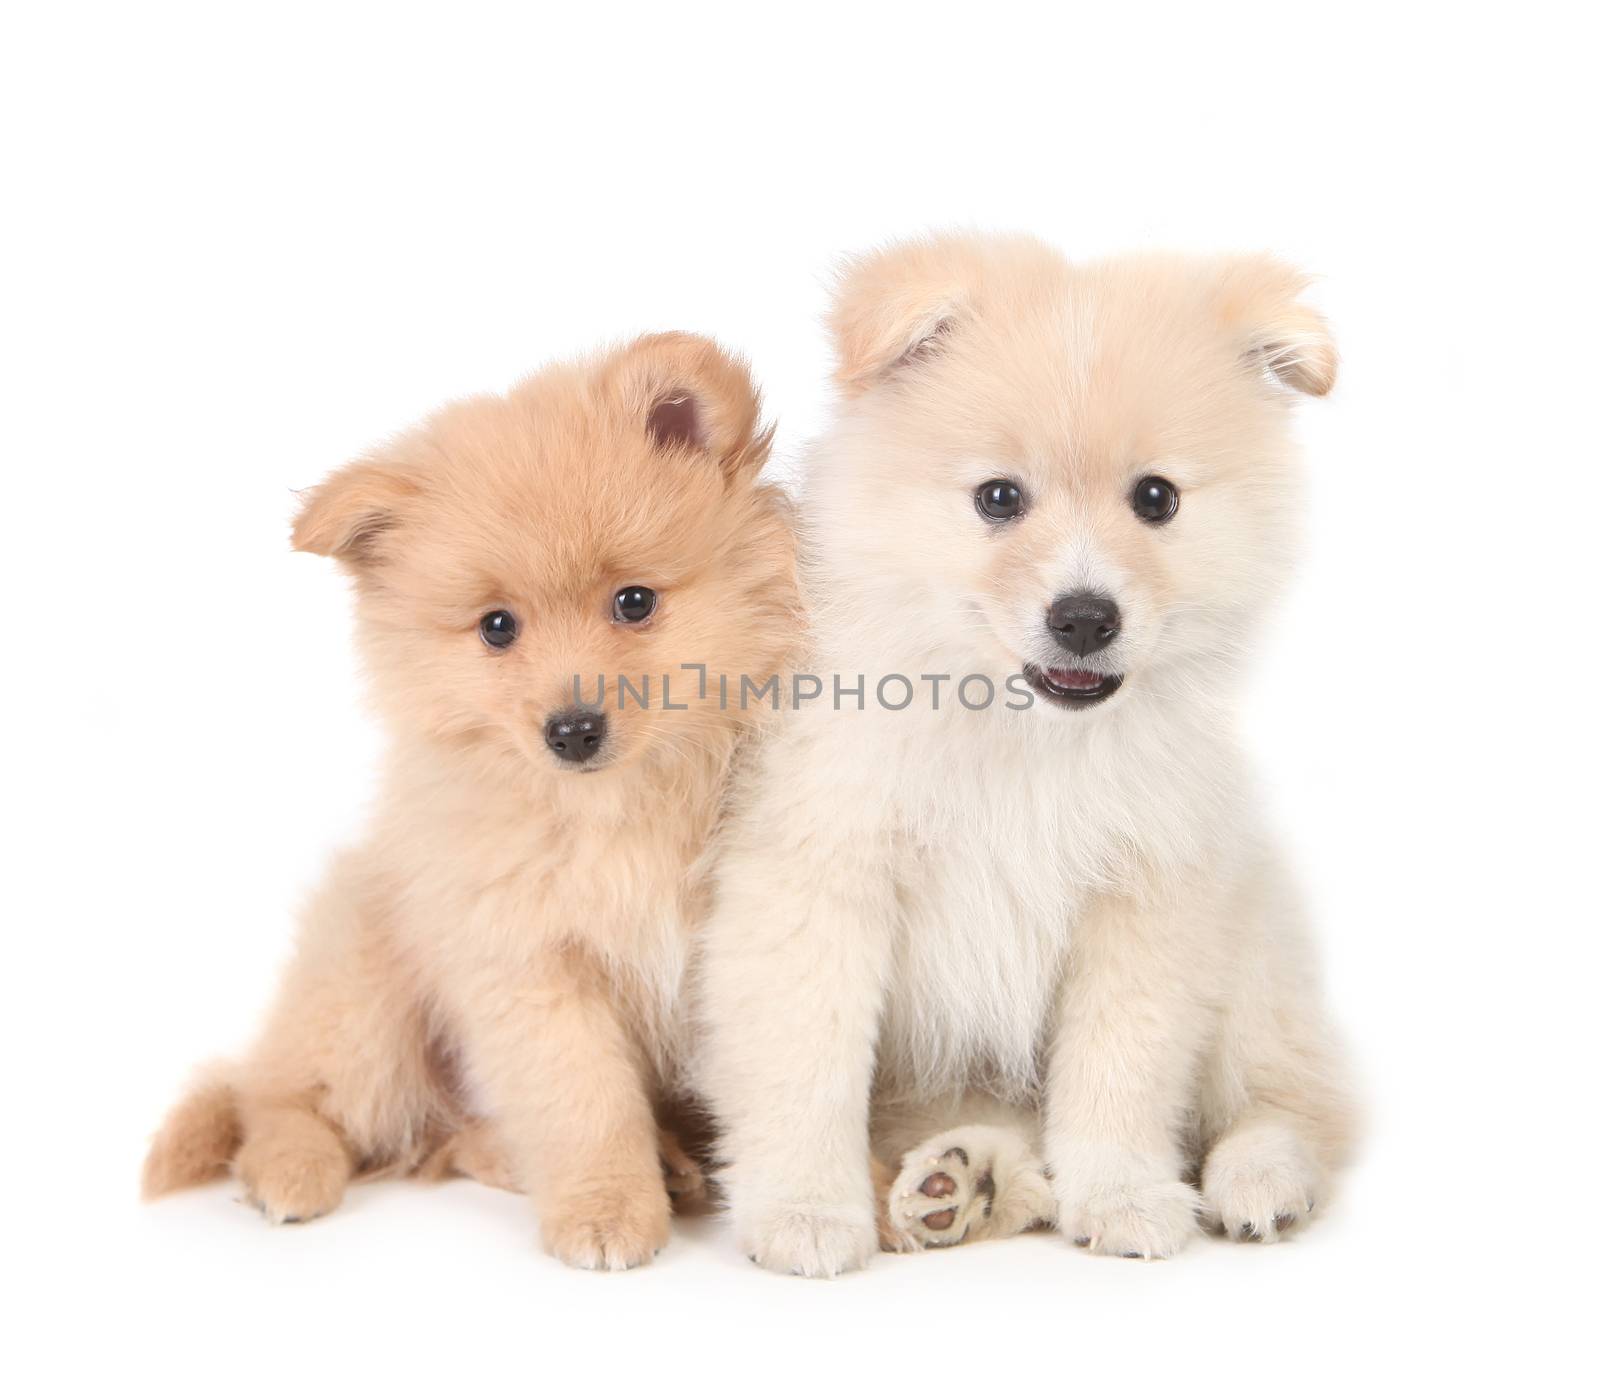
[144, 333, 797, 1270]
[694, 234, 1356, 1275]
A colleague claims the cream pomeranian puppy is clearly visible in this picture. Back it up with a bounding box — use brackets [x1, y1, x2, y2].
[695, 234, 1356, 1275]
[144, 333, 797, 1270]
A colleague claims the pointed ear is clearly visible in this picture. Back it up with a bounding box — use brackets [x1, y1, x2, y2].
[605, 332, 773, 480]
[291, 458, 418, 564]
[1218, 256, 1338, 397]
[827, 237, 977, 392]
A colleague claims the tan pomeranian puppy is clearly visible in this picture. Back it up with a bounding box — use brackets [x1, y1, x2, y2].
[144, 333, 798, 1270]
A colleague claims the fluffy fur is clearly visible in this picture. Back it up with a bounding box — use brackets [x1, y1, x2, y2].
[694, 233, 1356, 1275]
[144, 333, 797, 1269]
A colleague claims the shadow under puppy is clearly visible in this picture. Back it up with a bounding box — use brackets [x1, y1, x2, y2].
[144, 333, 798, 1269]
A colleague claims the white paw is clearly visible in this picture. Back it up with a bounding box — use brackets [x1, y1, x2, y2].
[741, 1202, 877, 1278]
[1201, 1121, 1320, 1243]
[885, 1124, 1055, 1250]
[1055, 1147, 1199, 1259]
[888, 1142, 992, 1249]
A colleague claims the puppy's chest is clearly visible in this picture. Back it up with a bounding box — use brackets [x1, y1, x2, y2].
[496, 824, 693, 955]
[875, 745, 1140, 1099]
[404, 805, 701, 991]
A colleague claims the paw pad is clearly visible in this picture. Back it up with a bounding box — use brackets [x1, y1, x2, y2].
[889, 1144, 984, 1248]
[885, 1127, 1054, 1253]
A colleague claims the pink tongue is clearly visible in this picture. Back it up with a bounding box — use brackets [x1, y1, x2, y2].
[1047, 668, 1103, 690]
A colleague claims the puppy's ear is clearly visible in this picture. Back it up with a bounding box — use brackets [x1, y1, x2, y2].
[606, 332, 773, 480]
[827, 238, 974, 392]
[1219, 256, 1338, 397]
[291, 458, 418, 564]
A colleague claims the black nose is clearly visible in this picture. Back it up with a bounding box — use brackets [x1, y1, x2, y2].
[544, 710, 607, 764]
[1047, 594, 1120, 657]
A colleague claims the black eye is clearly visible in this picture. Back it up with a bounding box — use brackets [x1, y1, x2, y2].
[479, 610, 518, 648]
[975, 480, 1024, 522]
[1131, 476, 1180, 524]
[614, 586, 657, 624]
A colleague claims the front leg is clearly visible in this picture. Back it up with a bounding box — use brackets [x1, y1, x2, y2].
[1044, 886, 1210, 1259]
[453, 947, 669, 1271]
[697, 814, 895, 1277]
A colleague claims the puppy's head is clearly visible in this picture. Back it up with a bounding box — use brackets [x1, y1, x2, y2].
[293, 333, 794, 777]
[819, 233, 1336, 710]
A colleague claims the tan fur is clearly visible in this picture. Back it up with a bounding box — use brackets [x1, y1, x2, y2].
[145, 334, 797, 1268]
[422, 1119, 709, 1213]
[141, 1071, 240, 1198]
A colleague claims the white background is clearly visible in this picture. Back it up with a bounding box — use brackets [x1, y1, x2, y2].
[4, 3, 1594, 1369]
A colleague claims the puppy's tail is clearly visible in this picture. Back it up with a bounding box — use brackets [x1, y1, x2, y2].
[142, 1068, 241, 1199]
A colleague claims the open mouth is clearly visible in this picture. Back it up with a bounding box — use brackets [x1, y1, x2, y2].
[1023, 663, 1124, 709]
